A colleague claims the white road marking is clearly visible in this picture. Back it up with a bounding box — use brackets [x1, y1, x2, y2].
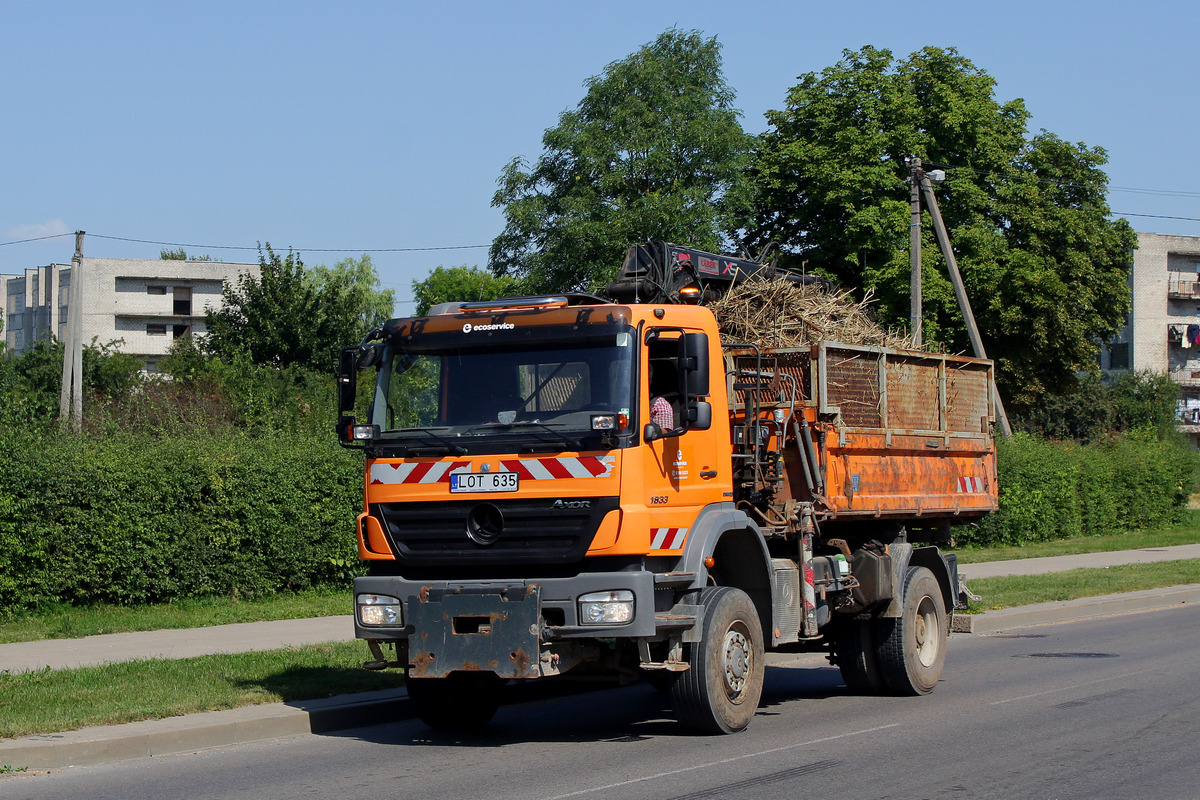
[986, 671, 1142, 706]
[543, 723, 900, 800]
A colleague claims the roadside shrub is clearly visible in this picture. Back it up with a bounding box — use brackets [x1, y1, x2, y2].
[959, 431, 1196, 547]
[0, 429, 362, 616]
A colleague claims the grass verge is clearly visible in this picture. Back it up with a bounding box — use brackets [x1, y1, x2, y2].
[0, 588, 349, 645]
[0, 641, 402, 740]
[952, 510, 1200, 564]
[965, 559, 1200, 612]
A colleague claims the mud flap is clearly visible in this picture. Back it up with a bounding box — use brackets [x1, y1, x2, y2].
[406, 585, 542, 679]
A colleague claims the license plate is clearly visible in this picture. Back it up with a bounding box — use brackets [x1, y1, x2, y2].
[450, 472, 519, 493]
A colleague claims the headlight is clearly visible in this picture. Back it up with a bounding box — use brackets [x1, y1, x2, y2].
[357, 593, 403, 626]
[578, 590, 635, 625]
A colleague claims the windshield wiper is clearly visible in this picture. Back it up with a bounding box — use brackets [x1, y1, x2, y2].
[465, 421, 582, 451]
[386, 426, 467, 455]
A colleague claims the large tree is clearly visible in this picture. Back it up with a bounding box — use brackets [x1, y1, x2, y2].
[490, 29, 754, 293]
[411, 265, 524, 316]
[204, 246, 392, 370]
[745, 46, 1135, 409]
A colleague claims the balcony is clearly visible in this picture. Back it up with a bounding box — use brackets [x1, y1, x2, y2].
[1168, 273, 1200, 299]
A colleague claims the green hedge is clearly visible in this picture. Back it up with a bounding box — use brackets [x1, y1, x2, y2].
[1, 426, 1194, 615]
[961, 431, 1196, 547]
[0, 430, 362, 616]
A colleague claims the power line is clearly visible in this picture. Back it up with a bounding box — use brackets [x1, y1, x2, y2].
[0, 232, 75, 247]
[1112, 212, 1200, 223]
[1110, 187, 1200, 199]
[85, 234, 492, 253]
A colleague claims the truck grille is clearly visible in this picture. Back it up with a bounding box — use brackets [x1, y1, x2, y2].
[371, 497, 618, 566]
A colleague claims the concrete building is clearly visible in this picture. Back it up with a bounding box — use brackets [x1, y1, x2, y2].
[1100, 231, 1200, 442]
[3, 258, 258, 370]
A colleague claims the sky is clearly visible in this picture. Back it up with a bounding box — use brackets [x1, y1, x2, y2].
[4, 0, 1198, 315]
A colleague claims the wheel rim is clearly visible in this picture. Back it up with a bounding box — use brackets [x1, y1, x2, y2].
[722, 623, 752, 700]
[914, 595, 940, 668]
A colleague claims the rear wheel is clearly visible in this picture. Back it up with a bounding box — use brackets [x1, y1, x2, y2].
[876, 566, 947, 695]
[832, 620, 884, 694]
[406, 671, 505, 730]
[670, 586, 765, 734]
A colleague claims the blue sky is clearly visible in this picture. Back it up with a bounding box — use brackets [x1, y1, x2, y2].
[3, 1, 1198, 314]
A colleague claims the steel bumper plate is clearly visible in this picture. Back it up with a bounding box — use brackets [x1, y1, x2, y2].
[406, 584, 541, 679]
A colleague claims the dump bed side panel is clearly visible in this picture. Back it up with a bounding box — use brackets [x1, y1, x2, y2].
[814, 342, 997, 520]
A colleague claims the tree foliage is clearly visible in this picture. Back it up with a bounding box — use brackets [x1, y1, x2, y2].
[308, 254, 396, 330]
[203, 246, 392, 370]
[744, 46, 1136, 409]
[490, 29, 754, 293]
[0, 337, 144, 429]
[411, 265, 524, 316]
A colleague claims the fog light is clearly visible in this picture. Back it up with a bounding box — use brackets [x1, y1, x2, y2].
[591, 414, 617, 430]
[357, 593, 402, 626]
[578, 590, 634, 625]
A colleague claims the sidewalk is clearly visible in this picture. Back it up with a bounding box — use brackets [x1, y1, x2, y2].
[3, 544, 1199, 771]
[956, 543, 1200, 580]
[0, 615, 354, 674]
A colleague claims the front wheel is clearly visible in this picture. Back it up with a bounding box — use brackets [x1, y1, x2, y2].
[875, 566, 948, 695]
[670, 586, 765, 734]
[406, 671, 505, 730]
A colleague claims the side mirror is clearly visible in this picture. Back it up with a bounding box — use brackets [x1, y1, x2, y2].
[644, 422, 664, 442]
[680, 332, 709, 397]
[337, 347, 359, 415]
[686, 400, 712, 431]
[357, 343, 383, 370]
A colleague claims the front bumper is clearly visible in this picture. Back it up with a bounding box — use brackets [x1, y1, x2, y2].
[354, 571, 658, 678]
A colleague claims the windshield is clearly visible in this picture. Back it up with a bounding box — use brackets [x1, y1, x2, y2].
[371, 331, 635, 444]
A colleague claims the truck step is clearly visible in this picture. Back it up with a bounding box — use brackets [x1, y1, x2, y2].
[653, 572, 697, 587]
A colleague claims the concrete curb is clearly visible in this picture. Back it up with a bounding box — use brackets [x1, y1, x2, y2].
[4, 586, 1198, 772]
[951, 583, 1200, 633]
[0, 688, 411, 771]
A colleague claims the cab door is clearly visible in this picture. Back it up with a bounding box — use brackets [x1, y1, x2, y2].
[638, 328, 725, 553]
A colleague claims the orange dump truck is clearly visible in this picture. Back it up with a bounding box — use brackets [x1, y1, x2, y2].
[337, 284, 997, 734]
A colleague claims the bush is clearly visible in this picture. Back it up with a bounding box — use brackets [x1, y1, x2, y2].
[960, 430, 1197, 547]
[0, 429, 362, 616]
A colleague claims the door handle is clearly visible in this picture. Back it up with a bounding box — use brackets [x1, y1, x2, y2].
[700, 469, 718, 479]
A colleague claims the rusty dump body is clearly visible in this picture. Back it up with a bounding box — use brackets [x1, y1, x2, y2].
[726, 341, 997, 529]
[342, 290, 997, 731]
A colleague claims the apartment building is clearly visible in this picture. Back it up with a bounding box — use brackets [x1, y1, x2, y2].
[3, 258, 258, 370]
[1100, 231, 1200, 443]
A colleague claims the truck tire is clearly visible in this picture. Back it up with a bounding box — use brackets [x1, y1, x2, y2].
[832, 620, 884, 694]
[670, 586, 764, 734]
[406, 671, 504, 730]
[875, 566, 947, 695]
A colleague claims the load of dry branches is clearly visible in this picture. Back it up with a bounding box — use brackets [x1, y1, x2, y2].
[705, 276, 915, 351]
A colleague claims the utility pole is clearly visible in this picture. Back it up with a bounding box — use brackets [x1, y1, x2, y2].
[58, 230, 85, 432]
[906, 164, 1012, 438]
[917, 176, 1011, 436]
[906, 156, 923, 347]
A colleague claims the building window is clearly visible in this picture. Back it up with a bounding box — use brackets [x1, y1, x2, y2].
[172, 325, 191, 339]
[173, 287, 192, 315]
[147, 285, 167, 295]
[147, 324, 168, 336]
[1109, 342, 1130, 370]
[8, 294, 23, 313]
[12, 330, 23, 349]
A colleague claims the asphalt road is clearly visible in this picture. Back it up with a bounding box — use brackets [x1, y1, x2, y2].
[5, 604, 1199, 800]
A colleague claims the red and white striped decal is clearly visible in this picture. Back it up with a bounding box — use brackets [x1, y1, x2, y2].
[957, 476, 985, 493]
[499, 455, 616, 480]
[650, 528, 688, 550]
[369, 461, 470, 485]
